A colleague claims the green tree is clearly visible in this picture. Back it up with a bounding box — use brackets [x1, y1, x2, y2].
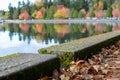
[13, 8, 19, 19]
[18, 1, 22, 8]
[70, 9, 78, 18]
[89, 11, 95, 17]
[8, 3, 14, 19]
[31, 10, 37, 18]
[106, 8, 112, 17]
[3, 11, 10, 19]
[78, 11, 85, 18]
[71, 0, 88, 11]
[44, 5, 55, 19]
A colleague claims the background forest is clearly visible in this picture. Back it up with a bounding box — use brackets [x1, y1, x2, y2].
[0, 0, 120, 19]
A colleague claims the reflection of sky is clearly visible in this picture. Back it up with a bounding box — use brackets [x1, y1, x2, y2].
[0, 31, 58, 57]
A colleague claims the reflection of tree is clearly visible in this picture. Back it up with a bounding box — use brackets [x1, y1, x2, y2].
[94, 24, 106, 34]
[54, 24, 69, 37]
[36, 23, 45, 35]
[86, 24, 95, 36]
[31, 23, 46, 42]
[112, 24, 120, 31]
[106, 25, 112, 32]
[19, 23, 30, 33]
[1, 23, 115, 45]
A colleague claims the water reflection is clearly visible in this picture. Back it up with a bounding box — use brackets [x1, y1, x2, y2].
[0, 23, 119, 56]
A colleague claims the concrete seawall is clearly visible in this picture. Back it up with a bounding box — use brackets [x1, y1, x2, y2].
[4, 19, 120, 24]
[39, 31, 120, 61]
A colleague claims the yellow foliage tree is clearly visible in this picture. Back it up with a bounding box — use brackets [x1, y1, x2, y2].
[93, 3, 98, 10]
[54, 5, 69, 19]
[93, 1, 104, 10]
[98, 1, 104, 10]
[35, 0, 44, 8]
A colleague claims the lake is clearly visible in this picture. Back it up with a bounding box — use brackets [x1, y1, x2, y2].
[0, 23, 119, 57]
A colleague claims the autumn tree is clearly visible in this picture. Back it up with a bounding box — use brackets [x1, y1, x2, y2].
[78, 9, 86, 18]
[35, 0, 44, 9]
[98, 1, 104, 10]
[93, 0, 104, 10]
[35, 7, 45, 19]
[112, 0, 120, 17]
[95, 10, 106, 18]
[19, 11, 30, 19]
[54, 5, 69, 19]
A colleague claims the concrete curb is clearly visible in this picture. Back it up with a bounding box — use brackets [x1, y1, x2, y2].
[39, 31, 120, 60]
[0, 53, 60, 80]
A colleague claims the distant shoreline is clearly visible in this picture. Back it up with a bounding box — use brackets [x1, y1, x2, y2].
[3, 19, 120, 24]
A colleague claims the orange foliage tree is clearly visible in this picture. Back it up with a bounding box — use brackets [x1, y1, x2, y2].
[54, 5, 69, 19]
[95, 10, 106, 18]
[98, 1, 104, 10]
[112, 0, 120, 17]
[112, 9, 120, 17]
[19, 11, 30, 19]
[35, 7, 45, 19]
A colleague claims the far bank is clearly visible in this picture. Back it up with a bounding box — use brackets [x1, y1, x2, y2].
[4, 19, 120, 24]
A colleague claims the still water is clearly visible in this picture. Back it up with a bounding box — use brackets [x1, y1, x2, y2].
[0, 23, 119, 56]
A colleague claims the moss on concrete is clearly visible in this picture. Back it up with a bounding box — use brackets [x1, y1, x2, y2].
[0, 53, 21, 60]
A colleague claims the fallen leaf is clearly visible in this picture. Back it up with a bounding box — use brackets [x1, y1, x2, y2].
[105, 78, 120, 80]
[88, 59, 95, 65]
[114, 61, 120, 64]
[70, 65, 76, 73]
[60, 75, 70, 80]
[71, 61, 76, 65]
[93, 75, 104, 80]
[101, 69, 109, 75]
[113, 50, 119, 57]
[82, 74, 93, 80]
[93, 65, 100, 72]
[75, 60, 86, 66]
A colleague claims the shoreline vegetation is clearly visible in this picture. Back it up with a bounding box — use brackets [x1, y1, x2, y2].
[1, 0, 120, 21]
[3, 19, 120, 24]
